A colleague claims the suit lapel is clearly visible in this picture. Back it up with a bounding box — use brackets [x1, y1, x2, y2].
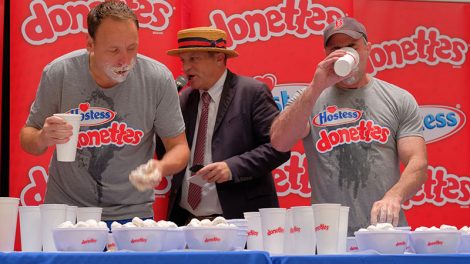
[214, 70, 236, 134]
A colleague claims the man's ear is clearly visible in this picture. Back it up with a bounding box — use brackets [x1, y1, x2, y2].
[86, 34, 94, 52]
[215, 52, 226, 65]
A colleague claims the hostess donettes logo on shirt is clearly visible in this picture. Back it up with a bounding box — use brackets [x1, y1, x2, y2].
[312, 105, 362, 127]
[68, 103, 115, 126]
[66, 103, 144, 148]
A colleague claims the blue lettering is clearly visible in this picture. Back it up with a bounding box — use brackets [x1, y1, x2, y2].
[273, 90, 291, 111]
[274, 96, 282, 111]
[423, 112, 459, 130]
[446, 113, 457, 127]
[319, 111, 327, 124]
[435, 113, 446, 128]
[281, 91, 290, 110]
[423, 115, 435, 129]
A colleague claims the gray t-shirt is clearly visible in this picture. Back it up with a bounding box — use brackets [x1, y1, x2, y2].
[290, 77, 423, 235]
[26, 49, 185, 220]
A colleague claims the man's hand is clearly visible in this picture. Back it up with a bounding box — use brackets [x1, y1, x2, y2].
[197, 162, 232, 184]
[370, 193, 402, 227]
[129, 159, 163, 191]
[39, 116, 74, 148]
[311, 49, 352, 91]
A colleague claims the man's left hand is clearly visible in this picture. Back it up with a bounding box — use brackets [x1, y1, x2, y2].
[370, 193, 402, 227]
[197, 162, 232, 183]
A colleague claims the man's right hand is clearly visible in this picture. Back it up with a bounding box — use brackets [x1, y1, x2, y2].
[310, 49, 350, 92]
[38, 115, 74, 148]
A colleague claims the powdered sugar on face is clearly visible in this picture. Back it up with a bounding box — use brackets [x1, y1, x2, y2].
[104, 58, 136, 83]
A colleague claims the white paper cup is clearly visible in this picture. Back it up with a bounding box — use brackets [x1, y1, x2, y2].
[65, 205, 78, 224]
[346, 236, 359, 252]
[337, 206, 349, 253]
[107, 233, 117, 252]
[334, 47, 359, 77]
[291, 206, 316, 255]
[0, 197, 20, 252]
[312, 203, 341, 254]
[19, 206, 42, 252]
[227, 219, 248, 250]
[283, 208, 294, 254]
[243, 212, 263, 250]
[53, 113, 81, 162]
[259, 208, 286, 255]
[77, 207, 103, 222]
[40, 204, 67, 251]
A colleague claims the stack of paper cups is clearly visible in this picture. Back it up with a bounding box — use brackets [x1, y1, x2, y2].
[53, 113, 81, 162]
[0, 197, 20, 252]
[243, 212, 263, 250]
[283, 208, 295, 254]
[19, 206, 42, 251]
[77, 207, 103, 222]
[291, 206, 316, 255]
[66, 205, 78, 224]
[337, 206, 350, 253]
[107, 233, 117, 252]
[346, 236, 359, 252]
[312, 203, 341, 254]
[259, 208, 286, 254]
[40, 204, 67, 251]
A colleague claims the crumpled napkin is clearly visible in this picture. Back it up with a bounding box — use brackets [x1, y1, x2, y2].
[129, 159, 162, 191]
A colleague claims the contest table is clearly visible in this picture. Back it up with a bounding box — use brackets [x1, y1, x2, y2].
[0, 250, 271, 264]
[271, 254, 470, 264]
[2, 251, 470, 264]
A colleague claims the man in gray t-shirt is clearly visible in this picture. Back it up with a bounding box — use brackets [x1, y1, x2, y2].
[271, 17, 428, 235]
[20, 2, 189, 221]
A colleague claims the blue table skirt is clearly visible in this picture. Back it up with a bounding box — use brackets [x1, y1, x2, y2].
[0, 251, 271, 264]
[271, 254, 470, 264]
[1, 251, 469, 264]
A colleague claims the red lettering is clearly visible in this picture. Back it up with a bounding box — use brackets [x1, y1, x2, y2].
[210, 0, 345, 49]
[77, 122, 144, 149]
[204, 237, 222, 243]
[22, 0, 173, 45]
[403, 165, 470, 209]
[315, 120, 391, 153]
[315, 224, 329, 232]
[81, 238, 97, 245]
[369, 27, 467, 76]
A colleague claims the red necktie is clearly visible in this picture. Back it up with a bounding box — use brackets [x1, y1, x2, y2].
[188, 92, 211, 210]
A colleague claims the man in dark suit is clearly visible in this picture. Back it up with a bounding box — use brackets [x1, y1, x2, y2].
[160, 27, 290, 226]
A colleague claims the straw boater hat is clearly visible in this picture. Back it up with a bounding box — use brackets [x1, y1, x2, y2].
[167, 27, 238, 58]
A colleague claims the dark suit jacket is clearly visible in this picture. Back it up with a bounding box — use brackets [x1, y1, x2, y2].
[157, 70, 290, 226]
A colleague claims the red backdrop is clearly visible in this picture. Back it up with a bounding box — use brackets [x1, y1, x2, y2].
[0, 0, 4, 191]
[8, 0, 470, 250]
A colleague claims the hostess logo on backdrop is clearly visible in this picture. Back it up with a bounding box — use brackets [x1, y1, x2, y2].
[22, 0, 173, 45]
[68, 103, 115, 126]
[312, 106, 362, 127]
[420, 105, 466, 144]
[254, 74, 306, 111]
